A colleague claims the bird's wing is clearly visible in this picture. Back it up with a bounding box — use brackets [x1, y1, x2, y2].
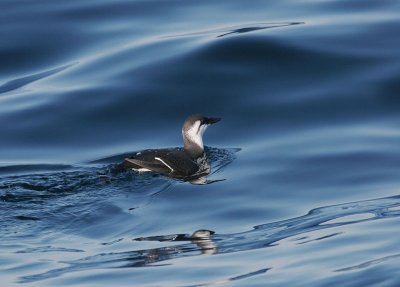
[124, 149, 199, 176]
[159, 151, 199, 176]
[124, 149, 172, 174]
[124, 157, 172, 174]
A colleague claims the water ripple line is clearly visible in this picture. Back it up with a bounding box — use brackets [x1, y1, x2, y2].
[19, 194, 400, 283]
[0, 62, 77, 95]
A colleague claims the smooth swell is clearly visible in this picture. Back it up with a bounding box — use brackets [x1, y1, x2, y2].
[18, 195, 400, 283]
[1, 0, 400, 286]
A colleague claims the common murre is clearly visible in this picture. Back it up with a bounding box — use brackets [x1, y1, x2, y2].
[117, 115, 221, 179]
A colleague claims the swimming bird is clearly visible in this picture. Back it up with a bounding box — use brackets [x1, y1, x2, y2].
[117, 115, 221, 179]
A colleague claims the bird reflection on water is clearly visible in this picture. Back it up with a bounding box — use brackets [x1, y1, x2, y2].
[19, 195, 400, 283]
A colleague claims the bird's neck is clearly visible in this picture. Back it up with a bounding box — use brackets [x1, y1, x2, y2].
[183, 131, 204, 159]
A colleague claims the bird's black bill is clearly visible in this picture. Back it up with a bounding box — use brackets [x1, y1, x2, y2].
[205, 117, 221, 124]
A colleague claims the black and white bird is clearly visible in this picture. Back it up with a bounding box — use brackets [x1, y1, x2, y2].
[118, 115, 221, 179]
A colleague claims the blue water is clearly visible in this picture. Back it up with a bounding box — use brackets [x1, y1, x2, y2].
[1, 0, 400, 286]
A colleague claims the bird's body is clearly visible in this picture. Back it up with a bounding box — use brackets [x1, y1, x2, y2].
[121, 148, 205, 178]
[118, 115, 220, 179]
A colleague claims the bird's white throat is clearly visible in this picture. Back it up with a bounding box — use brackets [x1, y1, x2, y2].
[184, 120, 209, 150]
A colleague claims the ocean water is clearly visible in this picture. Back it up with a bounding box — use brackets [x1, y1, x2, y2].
[1, 0, 400, 286]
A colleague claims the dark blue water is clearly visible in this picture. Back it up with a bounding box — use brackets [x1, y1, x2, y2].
[1, 0, 400, 286]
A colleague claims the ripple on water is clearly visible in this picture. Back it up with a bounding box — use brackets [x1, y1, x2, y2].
[14, 195, 400, 283]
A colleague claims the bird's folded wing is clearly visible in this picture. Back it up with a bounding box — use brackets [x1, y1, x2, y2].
[124, 158, 172, 174]
[124, 149, 200, 177]
[159, 153, 199, 176]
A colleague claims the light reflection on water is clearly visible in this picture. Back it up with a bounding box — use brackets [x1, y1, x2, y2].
[1, 0, 400, 286]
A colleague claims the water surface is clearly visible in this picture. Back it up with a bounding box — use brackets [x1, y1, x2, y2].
[1, 0, 400, 286]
